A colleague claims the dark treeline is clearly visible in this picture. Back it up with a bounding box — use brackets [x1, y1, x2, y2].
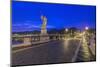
[12, 27, 95, 35]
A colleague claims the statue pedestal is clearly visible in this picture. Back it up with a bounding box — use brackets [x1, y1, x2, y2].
[40, 34, 49, 41]
[40, 15, 49, 42]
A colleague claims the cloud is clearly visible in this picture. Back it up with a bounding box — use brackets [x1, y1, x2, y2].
[47, 25, 55, 28]
[28, 25, 55, 29]
[28, 25, 41, 28]
[12, 24, 22, 26]
[12, 23, 31, 26]
[12, 23, 55, 32]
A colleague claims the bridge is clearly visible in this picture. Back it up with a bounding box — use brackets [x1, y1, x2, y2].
[12, 31, 96, 66]
[12, 31, 90, 48]
[12, 33, 74, 47]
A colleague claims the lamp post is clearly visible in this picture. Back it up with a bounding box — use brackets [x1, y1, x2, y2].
[84, 26, 89, 36]
[65, 28, 68, 32]
[65, 28, 68, 38]
[84, 26, 89, 44]
[85, 26, 89, 30]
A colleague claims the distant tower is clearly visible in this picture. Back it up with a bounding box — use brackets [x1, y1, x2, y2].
[41, 15, 47, 35]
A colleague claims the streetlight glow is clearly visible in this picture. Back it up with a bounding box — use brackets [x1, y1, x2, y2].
[85, 26, 89, 30]
[65, 28, 68, 32]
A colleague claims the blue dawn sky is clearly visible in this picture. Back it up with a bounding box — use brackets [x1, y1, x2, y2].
[12, 1, 96, 32]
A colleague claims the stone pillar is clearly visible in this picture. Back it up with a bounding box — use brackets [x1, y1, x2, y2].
[24, 37, 31, 45]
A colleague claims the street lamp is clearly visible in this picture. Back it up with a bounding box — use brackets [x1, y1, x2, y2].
[65, 28, 68, 32]
[65, 28, 68, 38]
[85, 26, 89, 30]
